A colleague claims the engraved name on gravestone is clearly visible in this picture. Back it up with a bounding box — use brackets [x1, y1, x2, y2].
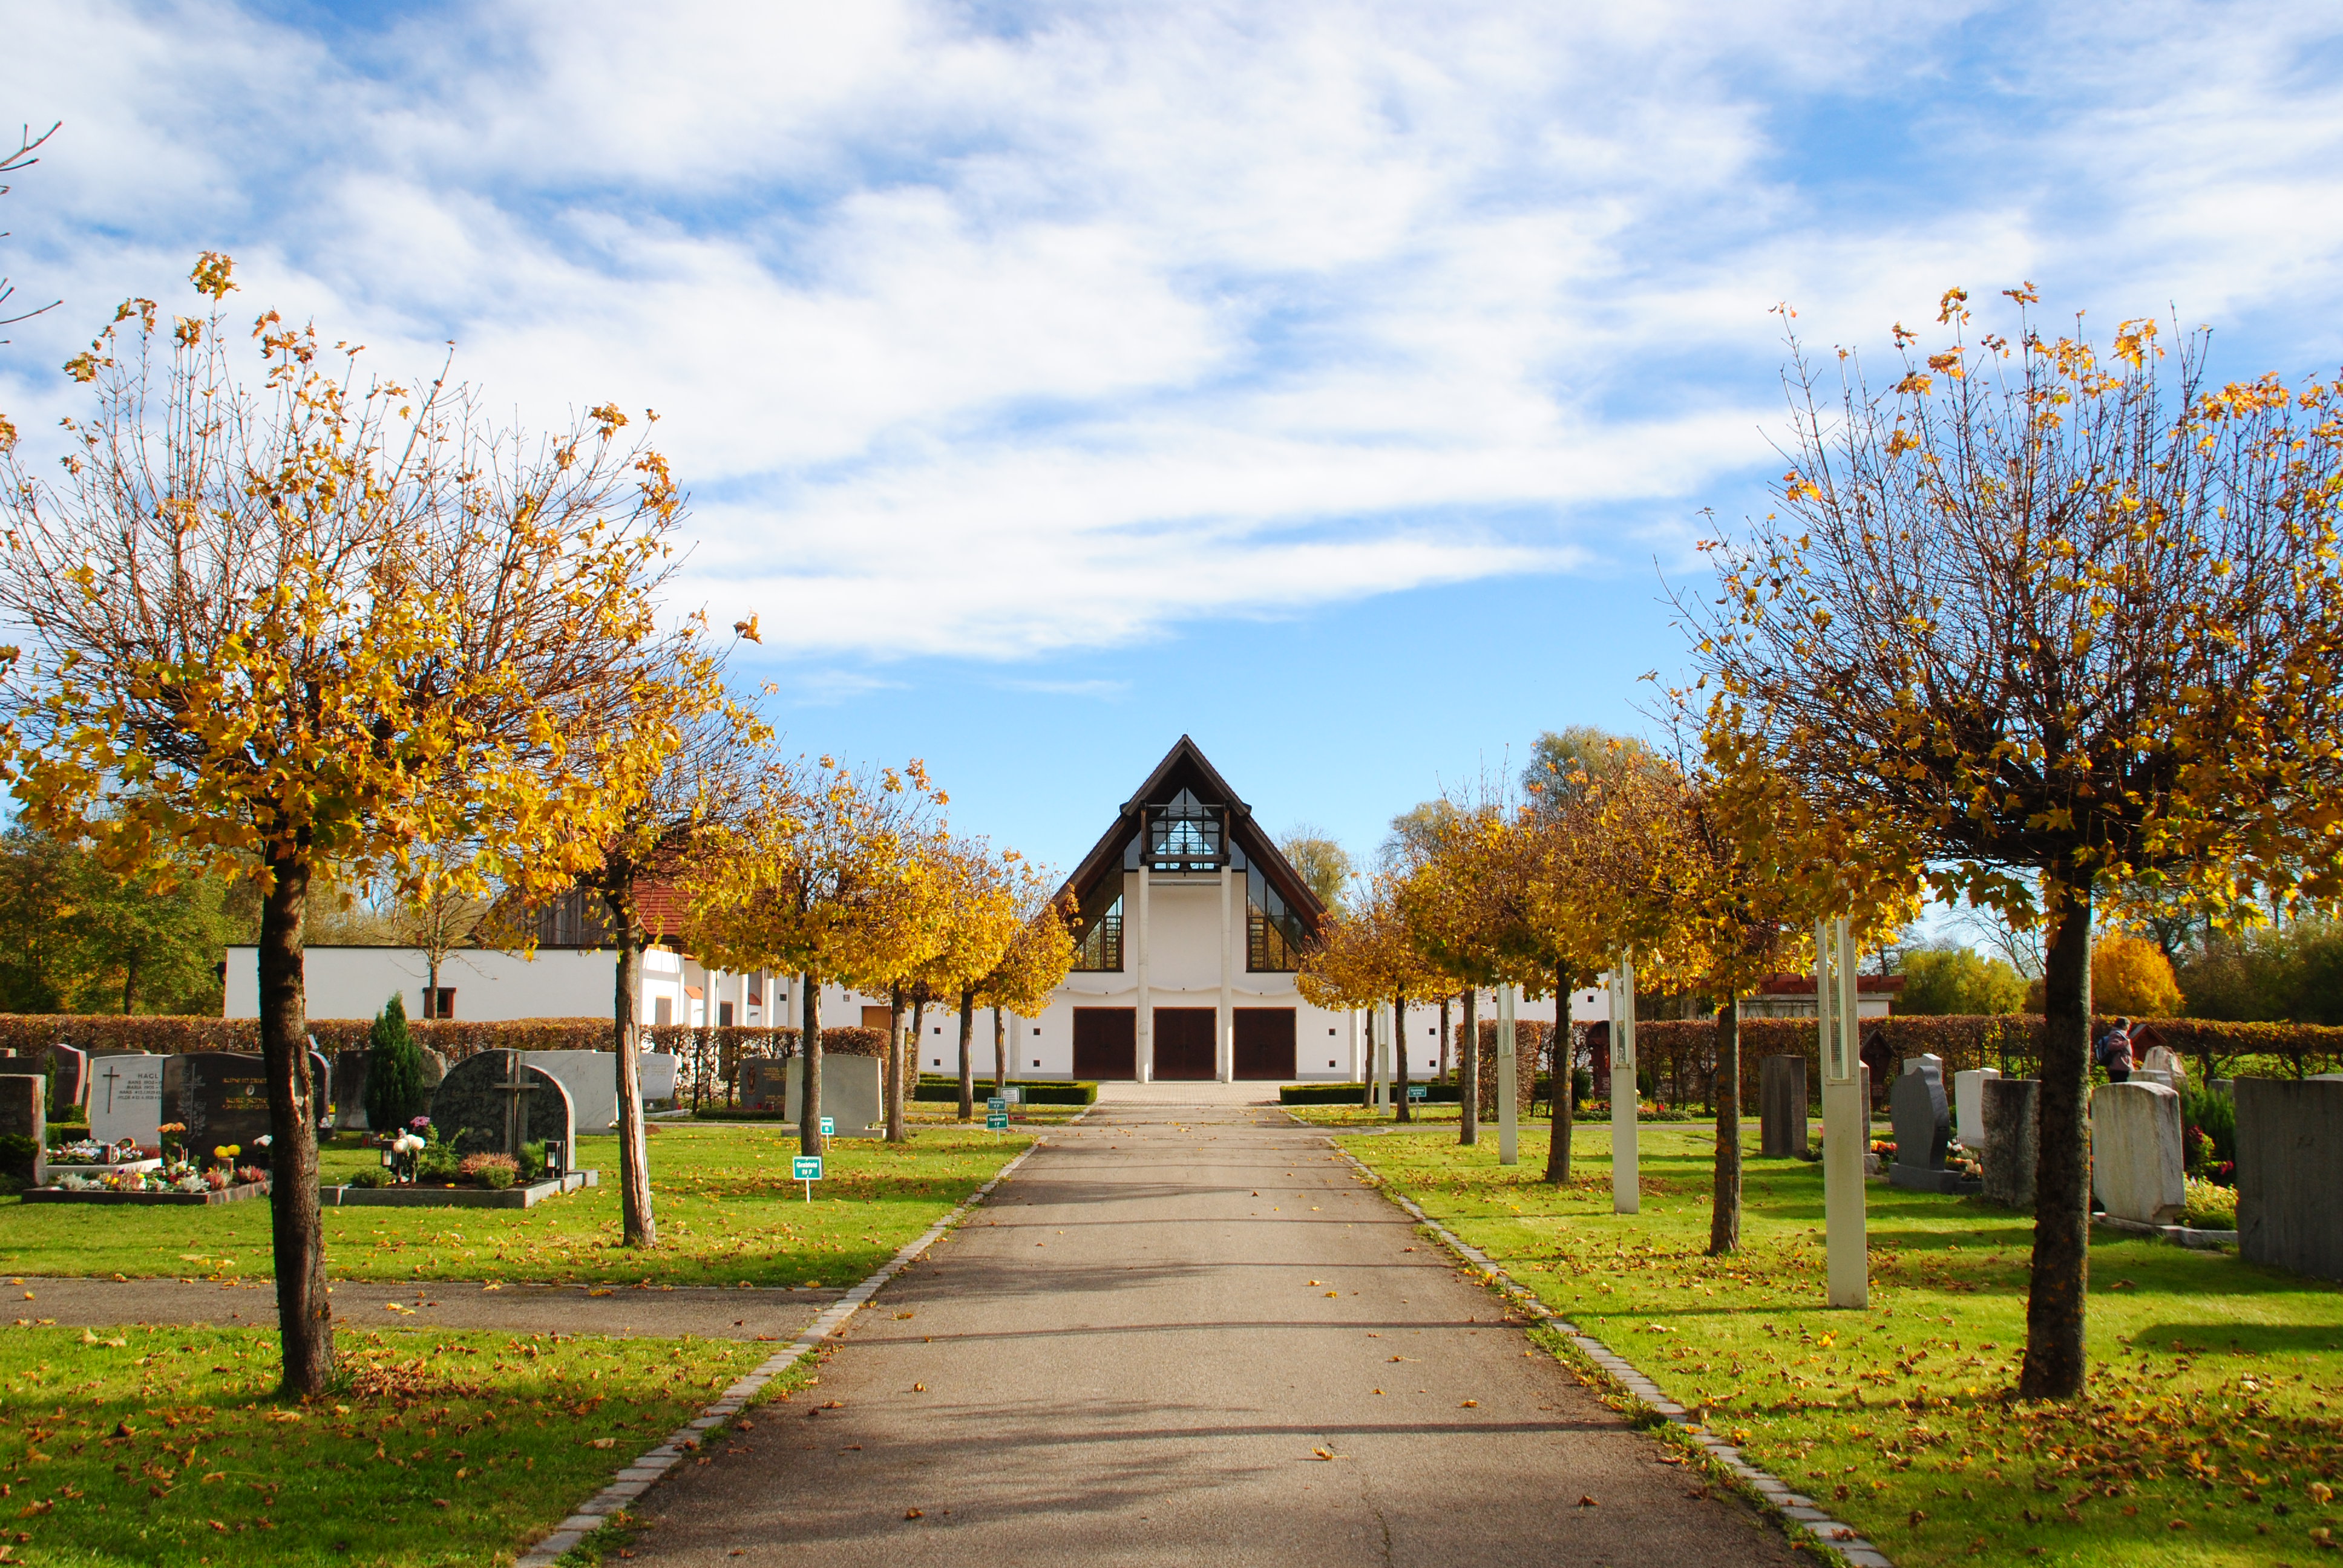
[166, 1053, 272, 1149]
[739, 1057, 788, 1111]
[431, 1049, 575, 1160]
[47, 1042, 88, 1115]
[89, 1054, 165, 1149]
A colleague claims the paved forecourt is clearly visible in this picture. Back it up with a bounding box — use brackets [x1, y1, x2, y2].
[624, 1099, 1800, 1567]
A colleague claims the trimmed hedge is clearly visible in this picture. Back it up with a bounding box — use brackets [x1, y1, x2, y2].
[909, 1077, 1097, 1105]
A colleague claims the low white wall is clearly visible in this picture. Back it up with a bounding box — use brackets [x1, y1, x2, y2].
[223, 946, 689, 1025]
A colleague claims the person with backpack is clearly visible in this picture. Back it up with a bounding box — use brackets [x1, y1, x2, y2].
[2094, 1016, 2135, 1083]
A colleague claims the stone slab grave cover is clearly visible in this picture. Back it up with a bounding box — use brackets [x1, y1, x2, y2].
[431, 1049, 576, 1162]
[2236, 1077, 2343, 1282]
[88, 1054, 165, 1150]
[1890, 1056, 1978, 1193]
[1758, 1054, 1807, 1158]
[1954, 1067, 2000, 1147]
[333, 1050, 371, 1130]
[2091, 1080, 2186, 1225]
[47, 1042, 88, 1115]
[0, 1074, 44, 1185]
[640, 1051, 678, 1103]
[166, 1053, 272, 1155]
[783, 1054, 882, 1137]
[1981, 1076, 2040, 1210]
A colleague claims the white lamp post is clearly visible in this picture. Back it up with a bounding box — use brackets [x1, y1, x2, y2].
[1819, 916, 1868, 1308]
[1609, 956, 1639, 1215]
[1496, 983, 1519, 1165]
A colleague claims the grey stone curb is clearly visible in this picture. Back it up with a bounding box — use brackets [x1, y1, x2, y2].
[514, 1139, 1046, 1567]
[1323, 1140, 1895, 1568]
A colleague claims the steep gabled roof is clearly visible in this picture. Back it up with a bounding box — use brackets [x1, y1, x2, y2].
[1061, 734, 1326, 932]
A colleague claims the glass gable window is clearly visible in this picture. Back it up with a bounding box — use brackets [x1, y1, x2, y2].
[1147, 788, 1224, 873]
[1072, 892, 1124, 972]
[1247, 866, 1308, 972]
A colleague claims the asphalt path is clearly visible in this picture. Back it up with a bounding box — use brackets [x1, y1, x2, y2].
[621, 1100, 1798, 1568]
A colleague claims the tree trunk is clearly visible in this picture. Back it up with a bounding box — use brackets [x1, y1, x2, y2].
[1393, 993, 1411, 1123]
[1708, 995, 1741, 1256]
[885, 983, 906, 1143]
[1440, 996, 1452, 1080]
[801, 970, 824, 1156]
[1460, 988, 1480, 1145]
[992, 1005, 1006, 1095]
[426, 951, 439, 1021]
[1547, 962, 1573, 1184]
[957, 987, 977, 1122]
[257, 848, 332, 1398]
[606, 887, 655, 1249]
[2022, 867, 2094, 1400]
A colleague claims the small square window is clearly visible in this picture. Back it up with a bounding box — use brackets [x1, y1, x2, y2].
[1032, 1027, 1042, 1036]
[931, 1059, 941, 1067]
[932, 1026, 942, 1034]
[1032, 1059, 1041, 1067]
[1327, 1027, 1336, 1036]
[1328, 1059, 1337, 1067]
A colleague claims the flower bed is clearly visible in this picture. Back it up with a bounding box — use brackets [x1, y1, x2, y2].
[23, 1160, 270, 1206]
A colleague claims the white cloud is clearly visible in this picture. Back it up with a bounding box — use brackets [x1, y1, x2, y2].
[5, 0, 2343, 659]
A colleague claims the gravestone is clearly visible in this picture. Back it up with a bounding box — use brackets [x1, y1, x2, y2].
[0, 1074, 44, 1186]
[418, 1048, 449, 1088]
[46, 1042, 88, 1116]
[2091, 1080, 2186, 1225]
[2134, 1044, 2189, 1091]
[431, 1050, 575, 1161]
[1980, 1076, 2040, 1210]
[2236, 1077, 2343, 1281]
[641, 1052, 678, 1103]
[89, 1054, 165, 1150]
[739, 1057, 789, 1111]
[522, 1051, 620, 1132]
[166, 1053, 272, 1154]
[333, 1051, 372, 1130]
[1859, 1031, 1896, 1119]
[1953, 1067, 2000, 1146]
[1890, 1056, 1974, 1192]
[784, 1054, 882, 1137]
[1758, 1055, 1807, 1158]
[307, 1048, 332, 1128]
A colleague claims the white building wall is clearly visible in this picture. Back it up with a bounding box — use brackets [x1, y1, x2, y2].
[224, 945, 689, 1026]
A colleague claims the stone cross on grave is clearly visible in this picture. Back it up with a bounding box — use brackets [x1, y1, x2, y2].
[99, 1060, 122, 1116]
[496, 1051, 536, 1157]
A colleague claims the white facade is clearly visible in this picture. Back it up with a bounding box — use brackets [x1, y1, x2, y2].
[223, 944, 696, 1027]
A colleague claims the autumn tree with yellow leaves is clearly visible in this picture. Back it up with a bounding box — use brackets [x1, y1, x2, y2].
[1297, 875, 1452, 1122]
[970, 883, 1078, 1102]
[1685, 287, 2343, 1397]
[684, 755, 945, 1156]
[0, 258, 705, 1396]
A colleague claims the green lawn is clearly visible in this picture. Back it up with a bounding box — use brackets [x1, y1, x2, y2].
[2, 1124, 1031, 1288]
[1326, 1116, 2343, 1568]
[0, 1319, 787, 1566]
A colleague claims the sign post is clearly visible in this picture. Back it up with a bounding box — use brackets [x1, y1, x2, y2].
[1496, 983, 1519, 1165]
[1819, 916, 1868, 1308]
[793, 1153, 823, 1202]
[1610, 957, 1639, 1215]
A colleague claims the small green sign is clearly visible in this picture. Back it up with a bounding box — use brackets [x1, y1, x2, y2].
[793, 1155, 823, 1181]
[1407, 1083, 1428, 1101]
[986, 1097, 1007, 1114]
[986, 1112, 1009, 1131]
[819, 1116, 835, 1137]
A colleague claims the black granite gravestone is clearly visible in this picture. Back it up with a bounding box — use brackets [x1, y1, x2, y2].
[739, 1057, 788, 1111]
[1980, 1076, 2039, 1210]
[0, 1073, 44, 1185]
[46, 1042, 88, 1116]
[431, 1050, 574, 1160]
[1889, 1057, 1976, 1193]
[166, 1053, 273, 1155]
[333, 1050, 372, 1129]
[1759, 1055, 1807, 1158]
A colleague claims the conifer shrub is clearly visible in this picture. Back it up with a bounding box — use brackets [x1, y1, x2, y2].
[363, 994, 430, 1132]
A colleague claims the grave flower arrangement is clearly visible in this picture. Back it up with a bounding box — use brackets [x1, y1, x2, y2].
[49, 1136, 142, 1166]
[51, 1160, 267, 1194]
[157, 1122, 187, 1161]
[1944, 1139, 1982, 1178]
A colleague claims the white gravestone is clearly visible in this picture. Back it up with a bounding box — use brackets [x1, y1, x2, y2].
[88, 1054, 165, 1150]
[2135, 1044, 2189, 1091]
[1954, 1067, 2001, 1147]
[520, 1050, 680, 1131]
[2092, 1080, 2187, 1225]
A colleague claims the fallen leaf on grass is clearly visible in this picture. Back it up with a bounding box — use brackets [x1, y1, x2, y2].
[587, 1438, 617, 1449]
[264, 1411, 302, 1423]
[208, 1520, 227, 1532]
[13, 1503, 49, 1519]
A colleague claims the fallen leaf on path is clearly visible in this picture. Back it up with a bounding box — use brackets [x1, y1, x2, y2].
[905, 1508, 924, 1520]
[1577, 1495, 1599, 1508]
[1460, 1400, 1478, 1408]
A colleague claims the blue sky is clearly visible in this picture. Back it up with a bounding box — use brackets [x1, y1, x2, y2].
[7, 2, 2343, 881]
